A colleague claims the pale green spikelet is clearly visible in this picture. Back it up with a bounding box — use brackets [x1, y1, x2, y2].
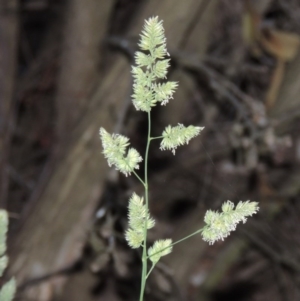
[148, 239, 173, 264]
[0, 210, 8, 256]
[132, 16, 177, 112]
[152, 82, 177, 105]
[201, 201, 259, 245]
[160, 124, 204, 154]
[128, 193, 155, 231]
[0, 278, 16, 301]
[125, 229, 144, 249]
[0, 255, 8, 277]
[125, 193, 155, 249]
[99, 128, 143, 176]
[139, 17, 166, 52]
[0, 210, 9, 278]
[0, 210, 16, 301]
[153, 59, 170, 79]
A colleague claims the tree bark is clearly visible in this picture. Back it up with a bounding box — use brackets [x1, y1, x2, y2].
[56, 0, 114, 142]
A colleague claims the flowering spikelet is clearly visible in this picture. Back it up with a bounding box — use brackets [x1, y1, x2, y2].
[160, 124, 204, 154]
[0, 210, 16, 301]
[148, 239, 173, 264]
[201, 201, 259, 245]
[0, 279, 16, 301]
[0, 211, 8, 257]
[125, 193, 155, 249]
[132, 16, 177, 112]
[0, 256, 8, 278]
[99, 128, 143, 176]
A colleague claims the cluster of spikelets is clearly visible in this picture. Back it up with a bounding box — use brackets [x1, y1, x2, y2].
[99, 128, 143, 177]
[125, 193, 155, 249]
[132, 17, 177, 111]
[161, 124, 204, 154]
[99, 16, 259, 269]
[125, 193, 172, 264]
[201, 201, 259, 245]
[0, 210, 16, 301]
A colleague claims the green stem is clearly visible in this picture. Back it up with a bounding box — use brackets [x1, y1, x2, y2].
[171, 228, 204, 247]
[147, 227, 204, 260]
[146, 263, 155, 279]
[139, 111, 152, 301]
[132, 170, 146, 187]
[150, 136, 163, 140]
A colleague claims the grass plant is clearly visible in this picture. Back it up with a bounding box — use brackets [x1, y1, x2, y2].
[100, 17, 259, 301]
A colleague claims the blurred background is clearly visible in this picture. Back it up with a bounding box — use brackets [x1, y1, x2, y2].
[1, 0, 300, 300]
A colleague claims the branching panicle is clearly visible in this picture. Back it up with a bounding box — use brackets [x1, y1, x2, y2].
[99, 16, 259, 301]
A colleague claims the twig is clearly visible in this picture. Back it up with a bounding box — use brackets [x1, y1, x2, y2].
[241, 228, 300, 274]
[107, 35, 136, 61]
[172, 51, 265, 137]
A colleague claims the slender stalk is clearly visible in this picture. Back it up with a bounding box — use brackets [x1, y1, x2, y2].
[146, 264, 155, 279]
[132, 170, 146, 187]
[171, 228, 203, 247]
[150, 136, 163, 140]
[146, 227, 204, 260]
[139, 111, 152, 301]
